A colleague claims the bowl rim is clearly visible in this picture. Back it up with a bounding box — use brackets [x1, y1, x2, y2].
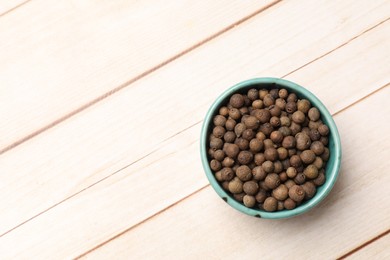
[200, 77, 342, 219]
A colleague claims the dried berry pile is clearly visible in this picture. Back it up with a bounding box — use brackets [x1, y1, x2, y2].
[208, 88, 330, 212]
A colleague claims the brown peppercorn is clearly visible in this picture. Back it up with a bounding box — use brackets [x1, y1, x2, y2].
[223, 143, 240, 158]
[284, 179, 296, 189]
[320, 136, 329, 146]
[294, 173, 306, 184]
[300, 150, 316, 164]
[225, 118, 236, 131]
[233, 138, 248, 151]
[304, 164, 319, 179]
[223, 131, 236, 143]
[311, 141, 325, 155]
[219, 106, 229, 117]
[233, 192, 245, 202]
[275, 98, 286, 110]
[255, 190, 267, 203]
[247, 89, 259, 101]
[269, 88, 279, 99]
[263, 94, 275, 107]
[309, 129, 321, 141]
[263, 139, 275, 150]
[254, 153, 266, 166]
[292, 111, 305, 124]
[256, 131, 266, 142]
[222, 157, 235, 167]
[252, 100, 263, 109]
[284, 198, 296, 210]
[279, 126, 292, 137]
[308, 107, 320, 121]
[297, 99, 311, 113]
[279, 171, 288, 182]
[253, 109, 271, 123]
[242, 129, 255, 141]
[262, 160, 275, 173]
[287, 93, 297, 102]
[274, 161, 283, 173]
[312, 170, 326, 186]
[277, 147, 288, 160]
[230, 94, 245, 108]
[272, 184, 288, 200]
[318, 124, 329, 136]
[290, 154, 302, 167]
[320, 147, 330, 162]
[229, 108, 241, 120]
[213, 150, 225, 161]
[237, 151, 253, 164]
[236, 165, 252, 181]
[301, 182, 317, 200]
[264, 173, 280, 189]
[295, 132, 311, 151]
[243, 195, 256, 207]
[259, 89, 268, 100]
[259, 123, 274, 136]
[210, 138, 223, 150]
[313, 156, 323, 169]
[282, 136, 296, 149]
[234, 123, 246, 137]
[229, 177, 243, 194]
[263, 197, 278, 212]
[290, 122, 301, 135]
[289, 185, 305, 202]
[270, 131, 283, 143]
[213, 126, 226, 138]
[285, 101, 297, 114]
[252, 166, 267, 181]
[220, 167, 234, 181]
[264, 147, 278, 161]
[213, 115, 226, 127]
[243, 181, 259, 195]
[244, 116, 260, 130]
[249, 139, 263, 153]
[210, 159, 222, 171]
[286, 167, 297, 178]
[279, 89, 288, 99]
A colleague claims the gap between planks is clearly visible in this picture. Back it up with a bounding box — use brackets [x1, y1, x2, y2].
[0, 0, 31, 17]
[76, 83, 390, 258]
[0, 0, 282, 155]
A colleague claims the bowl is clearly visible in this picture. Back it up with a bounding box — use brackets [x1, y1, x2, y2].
[200, 77, 341, 219]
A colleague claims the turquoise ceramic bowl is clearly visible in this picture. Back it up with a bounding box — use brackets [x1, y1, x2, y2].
[200, 78, 341, 219]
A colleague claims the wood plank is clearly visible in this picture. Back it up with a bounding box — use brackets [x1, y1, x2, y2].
[346, 233, 390, 259]
[0, 14, 389, 259]
[0, 0, 277, 150]
[82, 88, 390, 259]
[0, 0, 27, 16]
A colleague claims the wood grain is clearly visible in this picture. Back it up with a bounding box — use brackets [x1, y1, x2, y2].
[82, 88, 390, 259]
[0, 0, 388, 239]
[347, 233, 390, 259]
[0, 0, 277, 150]
[0, 0, 28, 16]
[0, 15, 389, 259]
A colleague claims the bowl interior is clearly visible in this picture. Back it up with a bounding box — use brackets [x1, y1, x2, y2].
[200, 77, 341, 219]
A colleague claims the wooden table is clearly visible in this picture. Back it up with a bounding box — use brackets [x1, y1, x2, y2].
[0, 0, 389, 259]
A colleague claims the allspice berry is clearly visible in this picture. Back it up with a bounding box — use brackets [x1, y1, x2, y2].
[279, 171, 288, 182]
[256, 131, 266, 142]
[259, 123, 273, 136]
[235, 138, 249, 150]
[264, 147, 278, 161]
[286, 167, 297, 178]
[269, 105, 281, 117]
[255, 190, 267, 203]
[222, 157, 235, 167]
[249, 138, 263, 152]
[262, 160, 274, 173]
[247, 89, 259, 101]
[236, 165, 252, 181]
[223, 143, 240, 158]
[284, 198, 296, 210]
[252, 166, 267, 181]
[243, 181, 259, 195]
[308, 107, 320, 121]
[294, 173, 306, 184]
[234, 123, 246, 137]
[263, 94, 275, 107]
[304, 164, 319, 179]
[238, 151, 253, 164]
[270, 131, 284, 143]
[273, 161, 283, 173]
[224, 131, 236, 143]
[270, 116, 281, 127]
[243, 195, 256, 207]
[263, 139, 275, 150]
[220, 167, 234, 181]
[264, 173, 280, 189]
[279, 88, 288, 99]
[254, 153, 266, 166]
[259, 89, 268, 100]
[277, 147, 288, 160]
[244, 115, 260, 129]
[287, 93, 297, 102]
[228, 178, 243, 194]
[229, 108, 241, 120]
[300, 150, 316, 164]
[280, 116, 291, 127]
[289, 185, 305, 202]
[282, 136, 296, 149]
[301, 182, 316, 200]
[225, 118, 237, 131]
[320, 147, 330, 162]
[210, 159, 222, 171]
[272, 184, 288, 200]
[313, 156, 323, 169]
[295, 132, 311, 151]
[312, 170, 326, 186]
[210, 138, 223, 150]
[242, 129, 255, 141]
[253, 109, 271, 123]
[230, 94, 245, 108]
[309, 129, 321, 141]
[297, 99, 311, 113]
[292, 111, 305, 124]
[233, 192, 245, 202]
[219, 106, 229, 117]
[311, 141, 325, 155]
[290, 155, 302, 167]
[318, 124, 329, 136]
[213, 126, 226, 138]
[252, 100, 263, 109]
[263, 197, 278, 212]
[284, 179, 296, 189]
[213, 149, 225, 161]
[213, 115, 226, 127]
[285, 101, 297, 114]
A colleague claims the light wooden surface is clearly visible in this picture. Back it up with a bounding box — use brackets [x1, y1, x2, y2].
[0, 1, 389, 259]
